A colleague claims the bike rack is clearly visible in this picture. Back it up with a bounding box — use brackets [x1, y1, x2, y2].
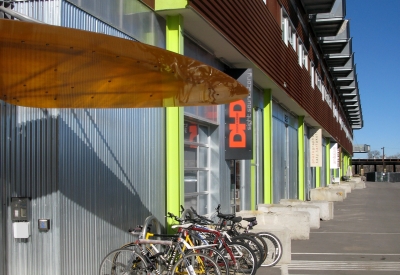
[140, 215, 162, 239]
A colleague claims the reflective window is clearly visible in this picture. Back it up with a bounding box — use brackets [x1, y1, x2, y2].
[184, 121, 210, 214]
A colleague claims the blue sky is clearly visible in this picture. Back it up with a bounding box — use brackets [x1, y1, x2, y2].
[347, 0, 400, 158]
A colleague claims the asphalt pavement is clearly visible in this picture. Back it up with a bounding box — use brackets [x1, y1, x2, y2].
[257, 181, 400, 275]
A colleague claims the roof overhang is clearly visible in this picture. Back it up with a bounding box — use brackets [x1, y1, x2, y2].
[299, 0, 336, 14]
[310, 17, 345, 37]
[318, 38, 348, 54]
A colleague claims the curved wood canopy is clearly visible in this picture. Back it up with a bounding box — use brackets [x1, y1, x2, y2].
[0, 19, 248, 108]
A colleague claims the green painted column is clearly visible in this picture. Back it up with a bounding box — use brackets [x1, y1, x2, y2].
[325, 138, 331, 186]
[263, 89, 273, 203]
[316, 167, 321, 188]
[298, 116, 305, 200]
[166, 15, 184, 229]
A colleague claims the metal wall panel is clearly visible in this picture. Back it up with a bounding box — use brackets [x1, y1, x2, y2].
[65, 0, 166, 46]
[2, 1, 167, 274]
[61, 1, 135, 40]
[0, 102, 61, 275]
[272, 103, 298, 203]
[58, 108, 165, 274]
[13, 0, 61, 25]
[273, 117, 286, 203]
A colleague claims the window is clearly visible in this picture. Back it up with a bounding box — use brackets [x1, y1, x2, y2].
[184, 121, 210, 214]
[310, 62, 315, 88]
[298, 41, 303, 66]
[316, 71, 322, 90]
[281, 10, 296, 50]
[303, 49, 308, 70]
[185, 106, 217, 123]
[289, 24, 296, 50]
[281, 13, 288, 44]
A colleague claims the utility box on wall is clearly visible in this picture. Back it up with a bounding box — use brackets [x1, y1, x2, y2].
[11, 197, 31, 239]
[11, 197, 30, 221]
[13, 222, 31, 239]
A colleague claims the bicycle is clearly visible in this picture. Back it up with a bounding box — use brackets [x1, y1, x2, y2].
[170, 211, 258, 275]
[99, 220, 222, 275]
[213, 204, 283, 267]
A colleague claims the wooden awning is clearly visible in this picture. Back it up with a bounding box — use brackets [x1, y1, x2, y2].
[0, 19, 248, 108]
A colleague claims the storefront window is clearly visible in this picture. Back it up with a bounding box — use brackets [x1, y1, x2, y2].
[184, 121, 210, 214]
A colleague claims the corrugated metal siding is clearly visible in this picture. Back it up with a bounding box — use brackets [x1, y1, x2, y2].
[58, 108, 165, 274]
[0, 102, 60, 275]
[2, 1, 167, 274]
[272, 103, 298, 203]
[188, 0, 353, 154]
[65, 0, 166, 47]
[13, 0, 61, 25]
[273, 117, 286, 203]
[61, 1, 135, 40]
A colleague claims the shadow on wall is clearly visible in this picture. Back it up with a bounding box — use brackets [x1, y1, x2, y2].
[1, 103, 166, 274]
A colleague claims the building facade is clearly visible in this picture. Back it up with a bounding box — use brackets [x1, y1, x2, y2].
[0, 0, 362, 274]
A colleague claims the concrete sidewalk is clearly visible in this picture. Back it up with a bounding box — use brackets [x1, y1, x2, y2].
[257, 181, 400, 275]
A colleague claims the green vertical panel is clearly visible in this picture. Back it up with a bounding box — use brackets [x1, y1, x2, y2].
[263, 89, 272, 204]
[166, 15, 184, 230]
[326, 138, 330, 185]
[316, 167, 321, 187]
[298, 116, 305, 200]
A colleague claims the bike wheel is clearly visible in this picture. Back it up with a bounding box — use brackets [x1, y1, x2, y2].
[219, 241, 257, 275]
[187, 247, 229, 275]
[171, 252, 221, 275]
[99, 248, 149, 275]
[240, 233, 268, 263]
[256, 232, 283, 267]
[231, 235, 264, 268]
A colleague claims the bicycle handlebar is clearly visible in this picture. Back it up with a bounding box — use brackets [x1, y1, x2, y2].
[190, 206, 214, 224]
